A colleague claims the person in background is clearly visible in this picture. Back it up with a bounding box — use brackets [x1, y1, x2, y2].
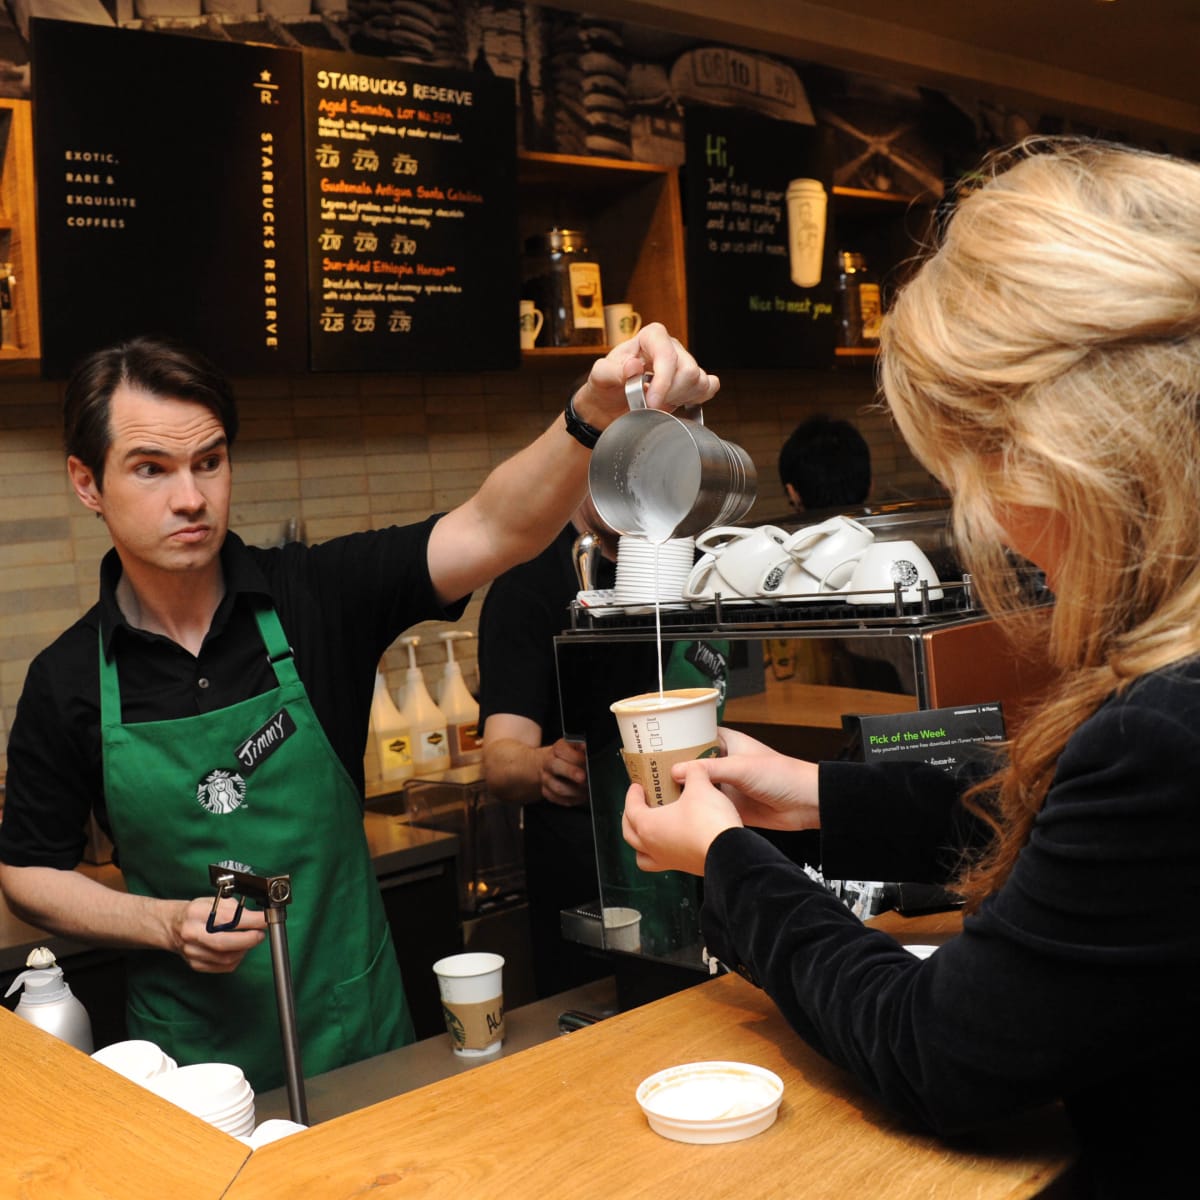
[478, 496, 620, 997]
[777, 413, 871, 513]
[0, 325, 718, 1089]
[622, 139, 1200, 1195]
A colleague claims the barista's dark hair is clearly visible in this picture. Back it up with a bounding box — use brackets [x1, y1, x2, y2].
[778, 414, 871, 509]
[63, 335, 239, 490]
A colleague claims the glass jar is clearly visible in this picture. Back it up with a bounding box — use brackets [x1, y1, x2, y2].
[522, 228, 604, 347]
[836, 251, 882, 347]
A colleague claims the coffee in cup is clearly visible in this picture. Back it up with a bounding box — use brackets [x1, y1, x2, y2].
[611, 687, 719, 806]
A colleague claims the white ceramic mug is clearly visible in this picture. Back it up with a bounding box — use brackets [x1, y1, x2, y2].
[683, 553, 720, 600]
[755, 554, 824, 600]
[519, 298, 544, 349]
[784, 515, 874, 590]
[692, 525, 789, 598]
[604, 302, 642, 346]
[837, 538, 943, 604]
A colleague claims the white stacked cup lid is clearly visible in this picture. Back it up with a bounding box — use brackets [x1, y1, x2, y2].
[142, 1062, 256, 1137]
[91, 1039, 177, 1082]
[614, 535, 696, 604]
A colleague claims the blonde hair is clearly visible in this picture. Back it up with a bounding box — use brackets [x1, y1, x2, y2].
[881, 139, 1200, 906]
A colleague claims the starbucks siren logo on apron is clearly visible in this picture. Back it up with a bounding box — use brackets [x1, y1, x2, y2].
[196, 768, 247, 814]
[192, 705, 302, 814]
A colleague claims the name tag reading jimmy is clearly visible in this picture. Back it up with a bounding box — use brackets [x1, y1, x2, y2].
[235, 708, 297, 774]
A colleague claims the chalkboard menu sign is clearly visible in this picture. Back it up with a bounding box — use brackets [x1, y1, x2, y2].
[31, 19, 308, 377]
[302, 51, 518, 372]
[684, 105, 837, 368]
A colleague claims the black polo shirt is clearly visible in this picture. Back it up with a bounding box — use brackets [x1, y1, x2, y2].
[0, 519, 467, 869]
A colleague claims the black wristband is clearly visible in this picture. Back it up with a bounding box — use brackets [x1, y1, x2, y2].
[564, 391, 602, 450]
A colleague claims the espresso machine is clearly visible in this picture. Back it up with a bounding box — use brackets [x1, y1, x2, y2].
[554, 512, 1055, 1007]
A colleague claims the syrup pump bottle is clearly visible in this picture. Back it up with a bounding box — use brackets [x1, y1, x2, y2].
[398, 636, 451, 775]
[437, 630, 483, 768]
[4, 946, 94, 1052]
[369, 665, 413, 787]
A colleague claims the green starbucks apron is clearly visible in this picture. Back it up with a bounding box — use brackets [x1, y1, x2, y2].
[99, 603, 414, 1091]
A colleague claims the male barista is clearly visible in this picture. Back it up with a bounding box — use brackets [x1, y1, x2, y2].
[0, 329, 717, 1089]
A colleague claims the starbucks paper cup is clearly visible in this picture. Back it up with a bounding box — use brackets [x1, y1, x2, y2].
[611, 687, 720, 806]
[432, 952, 505, 1057]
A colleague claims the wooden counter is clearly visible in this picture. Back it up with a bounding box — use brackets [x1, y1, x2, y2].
[0, 911, 1075, 1198]
[0, 1005, 249, 1198]
[226, 923, 1073, 1199]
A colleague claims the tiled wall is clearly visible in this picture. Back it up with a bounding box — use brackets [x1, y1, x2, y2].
[0, 360, 934, 775]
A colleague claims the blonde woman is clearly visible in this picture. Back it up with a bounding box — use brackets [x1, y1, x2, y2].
[623, 139, 1200, 1197]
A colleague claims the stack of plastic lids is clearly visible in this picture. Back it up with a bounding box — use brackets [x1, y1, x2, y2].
[140, 1062, 256, 1138]
[91, 1038, 177, 1081]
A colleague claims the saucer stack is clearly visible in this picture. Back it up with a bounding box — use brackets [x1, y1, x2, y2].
[91, 1038, 177, 1082]
[142, 1062, 256, 1138]
[615, 535, 695, 604]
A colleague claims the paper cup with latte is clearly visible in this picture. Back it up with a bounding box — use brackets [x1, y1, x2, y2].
[611, 687, 720, 806]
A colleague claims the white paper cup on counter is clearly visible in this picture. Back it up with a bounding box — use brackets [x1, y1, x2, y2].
[432, 952, 505, 1057]
[611, 687, 719, 806]
[602, 906, 642, 952]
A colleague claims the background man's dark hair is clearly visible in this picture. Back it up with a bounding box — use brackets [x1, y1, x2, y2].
[778, 415, 871, 510]
[63, 335, 239, 489]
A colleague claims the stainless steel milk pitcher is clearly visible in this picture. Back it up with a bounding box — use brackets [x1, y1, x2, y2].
[588, 374, 757, 542]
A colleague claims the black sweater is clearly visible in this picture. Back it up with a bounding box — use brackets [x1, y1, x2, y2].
[701, 661, 1200, 1196]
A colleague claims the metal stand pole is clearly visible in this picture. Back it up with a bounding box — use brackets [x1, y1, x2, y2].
[265, 906, 308, 1126]
[208, 864, 309, 1125]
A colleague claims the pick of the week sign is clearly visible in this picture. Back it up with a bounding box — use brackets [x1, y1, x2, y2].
[856, 702, 1006, 772]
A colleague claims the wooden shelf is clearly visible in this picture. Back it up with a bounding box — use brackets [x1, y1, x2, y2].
[517, 150, 687, 349]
